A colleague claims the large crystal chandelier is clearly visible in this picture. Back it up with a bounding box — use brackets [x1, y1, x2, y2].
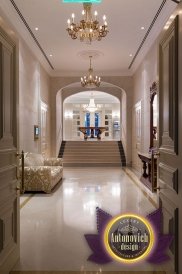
[66, 3, 108, 43]
[81, 56, 101, 88]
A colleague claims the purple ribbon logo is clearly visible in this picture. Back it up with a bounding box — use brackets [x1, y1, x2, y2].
[84, 207, 173, 264]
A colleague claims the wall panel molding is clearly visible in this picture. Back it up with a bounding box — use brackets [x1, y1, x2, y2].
[159, 16, 178, 155]
[159, 162, 178, 193]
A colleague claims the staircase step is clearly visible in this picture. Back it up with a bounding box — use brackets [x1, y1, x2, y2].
[61, 140, 125, 167]
[63, 163, 122, 167]
[64, 150, 120, 153]
[63, 158, 121, 161]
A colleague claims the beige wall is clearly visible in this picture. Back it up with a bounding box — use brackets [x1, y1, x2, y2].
[19, 39, 51, 156]
[132, 41, 158, 171]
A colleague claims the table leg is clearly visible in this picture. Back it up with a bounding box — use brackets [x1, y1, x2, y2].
[91, 128, 94, 138]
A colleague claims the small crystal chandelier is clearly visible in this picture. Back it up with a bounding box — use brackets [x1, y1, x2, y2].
[81, 56, 101, 88]
[84, 98, 98, 112]
[83, 93, 101, 113]
[66, 3, 108, 44]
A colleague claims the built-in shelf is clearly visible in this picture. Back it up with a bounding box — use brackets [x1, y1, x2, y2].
[72, 110, 81, 138]
[104, 110, 112, 138]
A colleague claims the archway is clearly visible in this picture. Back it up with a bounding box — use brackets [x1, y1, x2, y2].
[63, 90, 120, 141]
[55, 81, 130, 164]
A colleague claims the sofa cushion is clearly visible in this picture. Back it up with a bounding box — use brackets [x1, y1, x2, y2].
[44, 158, 63, 166]
[24, 152, 44, 166]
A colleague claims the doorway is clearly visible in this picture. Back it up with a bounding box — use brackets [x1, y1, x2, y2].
[63, 91, 120, 141]
[84, 112, 101, 137]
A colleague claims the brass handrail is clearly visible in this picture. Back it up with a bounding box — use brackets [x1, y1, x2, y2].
[16, 150, 25, 194]
[151, 150, 155, 192]
[21, 150, 25, 193]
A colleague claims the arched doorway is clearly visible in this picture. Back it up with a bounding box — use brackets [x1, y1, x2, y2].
[63, 91, 120, 141]
[55, 81, 130, 165]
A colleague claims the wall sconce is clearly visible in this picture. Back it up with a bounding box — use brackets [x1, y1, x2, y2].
[112, 112, 120, 118]
[64, 111, 73, 119]
[34, 125, 39, 140]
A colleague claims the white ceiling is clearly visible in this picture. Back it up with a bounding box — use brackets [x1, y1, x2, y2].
[65, 90, 119, 103]
[0, 0, 177, 77]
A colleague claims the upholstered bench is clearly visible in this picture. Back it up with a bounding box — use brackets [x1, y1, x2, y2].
[21, 153, 63, 193]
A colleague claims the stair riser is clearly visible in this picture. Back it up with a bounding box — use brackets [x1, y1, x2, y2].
[65, 146, 118, 148]
[63, 163, 122, 167]
[63, 159, 121, 161]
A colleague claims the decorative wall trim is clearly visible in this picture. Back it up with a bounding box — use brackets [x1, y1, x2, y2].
[0, 219, 4, 253]
[169, 208, 179, 274]
[160, 194, 179, 273]
[174, 208, 179, 274]
[9, 0, 54, 70]
[159, 162, 178, 193]
[128, 0, 167, 69]
[171, 0, 180, 3]
[159, 15, 178, 155]
[0, 43, 2, 140]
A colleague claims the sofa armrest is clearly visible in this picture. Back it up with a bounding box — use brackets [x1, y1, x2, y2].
[44, 158, 63, 166]
[20, 166, 53, 193]
[21, 166, 52, 179]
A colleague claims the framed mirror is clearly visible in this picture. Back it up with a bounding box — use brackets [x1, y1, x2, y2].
[150, 82, 157, 149]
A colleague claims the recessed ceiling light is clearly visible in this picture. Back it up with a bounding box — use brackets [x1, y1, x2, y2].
[129, 54, 133, 57]
[141, 26, 145, 30]
[170, 15, 175, 19]
[49, 54, 53, 57]
[35, 27, 39, 31]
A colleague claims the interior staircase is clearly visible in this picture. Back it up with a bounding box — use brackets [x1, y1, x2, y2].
[59, 140, 126, 167]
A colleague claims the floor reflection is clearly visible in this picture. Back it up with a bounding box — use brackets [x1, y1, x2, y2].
[14, 167, 157, 272]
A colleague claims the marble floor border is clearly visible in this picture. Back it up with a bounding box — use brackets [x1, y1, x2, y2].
[10, 271, 167, 274]
[124, 167, 158, 208]
[20, 193, 35, 210]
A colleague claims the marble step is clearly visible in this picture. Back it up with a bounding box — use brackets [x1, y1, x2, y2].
[63, 162, 122, 167]
[62, 140, 122, 166]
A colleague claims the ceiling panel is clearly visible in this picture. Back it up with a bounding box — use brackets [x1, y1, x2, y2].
[0, 0, 177, 76]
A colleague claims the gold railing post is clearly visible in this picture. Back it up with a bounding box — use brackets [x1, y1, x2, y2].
[21, 150, 25, 194]
[151, 150, 154, 192]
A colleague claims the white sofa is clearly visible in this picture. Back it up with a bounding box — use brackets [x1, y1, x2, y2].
[21, 153, 63, 193]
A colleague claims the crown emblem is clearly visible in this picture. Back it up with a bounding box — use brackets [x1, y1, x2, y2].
[118, 224, 138, 233]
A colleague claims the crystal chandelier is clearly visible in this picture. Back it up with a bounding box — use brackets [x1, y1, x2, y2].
[81, 56, 101, 88]
[84, 98, 98, 112]
[83, 93, 101, 113]
[66, 3, 108, 43]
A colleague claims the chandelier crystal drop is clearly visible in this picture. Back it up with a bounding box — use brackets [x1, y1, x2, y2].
[81, 56, 101, 88]
[66, 3, 108, 43]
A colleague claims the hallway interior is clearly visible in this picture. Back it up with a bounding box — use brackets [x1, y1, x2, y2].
[0, 0, 182, 273]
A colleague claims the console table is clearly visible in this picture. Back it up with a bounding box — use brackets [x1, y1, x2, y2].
[79, 127, 107, 140]
[138, 152, 157, 192]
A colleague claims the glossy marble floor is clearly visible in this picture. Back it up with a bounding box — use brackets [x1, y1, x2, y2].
[13, 167, 165, 272]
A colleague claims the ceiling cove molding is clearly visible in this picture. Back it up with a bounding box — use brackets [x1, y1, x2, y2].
[9, 0, 54, 70]
[128, 0, 167, 70]
[170, 0, 180, 3]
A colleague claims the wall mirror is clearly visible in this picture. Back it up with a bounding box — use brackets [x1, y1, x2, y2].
[150, 82, 158, 150]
